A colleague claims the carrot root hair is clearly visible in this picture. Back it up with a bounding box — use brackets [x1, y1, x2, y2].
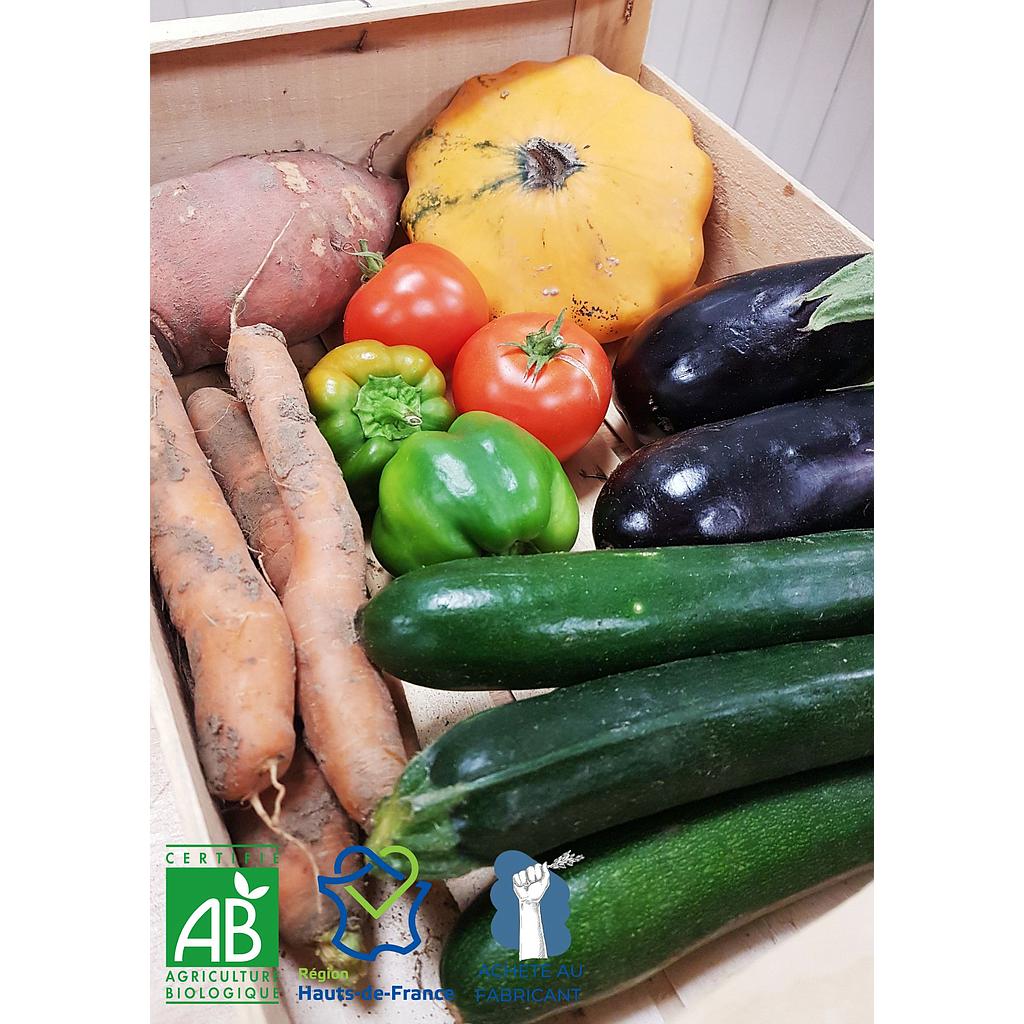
[248, 778, 321, 904]
[268, 759, 287, 823]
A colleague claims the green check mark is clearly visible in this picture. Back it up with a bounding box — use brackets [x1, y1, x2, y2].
[343, 846, 420, 921]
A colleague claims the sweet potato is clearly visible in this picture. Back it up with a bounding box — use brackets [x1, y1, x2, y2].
[151, 151, 402, 374]
[226, 324, 406, 827]
[225, 746, 368, 977]
[150, 339, 296, 800]
[186, 387, 293, 594]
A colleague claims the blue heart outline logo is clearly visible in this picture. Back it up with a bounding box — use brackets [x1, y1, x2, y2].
[317, 845, 432, 961]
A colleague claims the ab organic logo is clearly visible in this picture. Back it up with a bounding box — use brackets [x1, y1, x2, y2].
[165, 844, 280, 1007]
[167, 868, 277, 966]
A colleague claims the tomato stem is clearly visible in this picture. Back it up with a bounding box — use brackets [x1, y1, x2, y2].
[501, 309, 580, 380]
[345, 239, 387, 281]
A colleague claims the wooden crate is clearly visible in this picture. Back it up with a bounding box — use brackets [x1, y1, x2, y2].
[150, 3, 873, 1023]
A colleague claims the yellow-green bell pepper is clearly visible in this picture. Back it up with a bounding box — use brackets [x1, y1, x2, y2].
[304, 340, 457, 514]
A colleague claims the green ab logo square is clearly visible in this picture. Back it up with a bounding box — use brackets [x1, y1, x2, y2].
[166, 868, 279, 967]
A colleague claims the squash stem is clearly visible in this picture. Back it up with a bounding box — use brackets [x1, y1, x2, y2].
[518, 137, 584, 190]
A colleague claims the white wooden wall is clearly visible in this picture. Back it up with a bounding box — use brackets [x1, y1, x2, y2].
[150, 0, 873, 234]
[646, 0, 873, 234]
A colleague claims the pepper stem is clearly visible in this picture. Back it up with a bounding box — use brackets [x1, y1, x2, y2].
[344, 238, 387, 281]
[353, 375, 425, 441]
[502, 309, 579, 381]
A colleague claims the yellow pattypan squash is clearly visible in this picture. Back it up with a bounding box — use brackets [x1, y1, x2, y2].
[401, 55, 714, 343]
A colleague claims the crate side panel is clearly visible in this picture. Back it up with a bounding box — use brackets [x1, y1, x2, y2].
[151, 605, 229, 845]
[152, 1, 557, 53]
[637, 65, 871, 283]
[567, 0, 653, 77]
[151, 0, 576, 183]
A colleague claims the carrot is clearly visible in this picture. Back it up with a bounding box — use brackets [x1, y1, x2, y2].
[225, 745, 368, 978]
[150, 338, 296, 801]
[225, 324, 406, 826]
[186, 387, 293, 594]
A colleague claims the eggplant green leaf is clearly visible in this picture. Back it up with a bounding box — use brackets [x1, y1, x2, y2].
[800, 252, 874, 332]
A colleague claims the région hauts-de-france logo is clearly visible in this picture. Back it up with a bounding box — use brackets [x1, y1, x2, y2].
[317, 844, 431, 960]
[490, 851, 581, 959]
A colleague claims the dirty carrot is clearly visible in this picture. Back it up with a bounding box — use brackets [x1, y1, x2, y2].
[186, 387, 293, 594]
[226, 325, 406, 826]
[150, 339, 296, 801]
[225, 745, 368, 977]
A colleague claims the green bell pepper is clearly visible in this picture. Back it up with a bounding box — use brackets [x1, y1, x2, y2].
[304, 340, 456, 514]
[371, 411, 580, 576]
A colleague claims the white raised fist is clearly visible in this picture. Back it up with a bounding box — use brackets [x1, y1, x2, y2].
[512, 861, 550, 960]
[513, 861, 550, 905]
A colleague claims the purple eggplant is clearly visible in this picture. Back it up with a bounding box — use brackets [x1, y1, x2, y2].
[613, 255, 873, 442]
[593, 388, 873, 549]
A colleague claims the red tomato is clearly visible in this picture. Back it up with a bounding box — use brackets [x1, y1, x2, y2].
[452, 311, 613, 462]
[341, 242, 489, 372]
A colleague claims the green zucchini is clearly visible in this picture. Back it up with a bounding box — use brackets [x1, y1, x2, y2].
[441, 761, 873, 1024]
[370, 636, 873, 878]
[357, 529, 872, 689]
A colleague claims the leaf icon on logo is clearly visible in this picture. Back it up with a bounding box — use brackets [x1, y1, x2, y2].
[234, 871, 268, 900]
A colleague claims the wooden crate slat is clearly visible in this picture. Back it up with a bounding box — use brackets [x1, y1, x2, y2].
[153, 0, 555, 53]
[151, 0, 577, 182]
[151, 605, 228, 845]
[638, 64, 871, 286]
[567, 0, 653, 77]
